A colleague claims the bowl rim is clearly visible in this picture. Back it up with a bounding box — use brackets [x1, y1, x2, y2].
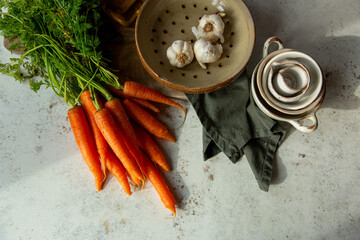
[134, 0, 256, 94]
[252, 64, 325, 133]
[267, 61, 310, 103]
[252, 62, 326, 120]
[257, 49, 324, 111]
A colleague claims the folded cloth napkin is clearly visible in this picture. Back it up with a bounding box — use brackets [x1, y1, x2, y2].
[185, 71, 286, 191]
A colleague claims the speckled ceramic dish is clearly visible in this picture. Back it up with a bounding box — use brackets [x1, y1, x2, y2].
[259, 51, 324, 112]
[251, 62, 325, 133]
[135, 0, 255, 93]
[254, 37, 325, 116]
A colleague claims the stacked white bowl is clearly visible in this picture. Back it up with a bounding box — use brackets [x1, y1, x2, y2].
[251, 37, 326, 133]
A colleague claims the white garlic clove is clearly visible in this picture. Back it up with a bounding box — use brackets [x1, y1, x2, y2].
[191, 13, 226, 43]
[194, 39, 223, 69]
[166, 40, 194, 68]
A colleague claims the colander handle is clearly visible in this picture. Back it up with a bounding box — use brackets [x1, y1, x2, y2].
[263, 37, 284, 58]
[288, 113, 318, 133]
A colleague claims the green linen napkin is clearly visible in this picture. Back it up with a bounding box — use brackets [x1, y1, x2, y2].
[186, 72, 286, 191]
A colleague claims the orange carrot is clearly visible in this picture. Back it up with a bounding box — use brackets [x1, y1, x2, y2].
[105, 98, 145, 184]
[127, 169, 142, 186]
[80, 90, 107, 175]
[130, 98, 160, 113]
[122, 99, 175, 142]
[94, 108, 144, 181]
[109, 86, 160, 113]
[133, 122, 170, 172]
[98, 98, 141, 185]
[139, 149, 176, 215]
[105, 98, 141, 180]
[80, 90, 104, 116]
[105, 149, 131, 195]
[123, 81, 185, 117]
[105, 98, 138, 147]
[68, 106, 104, 191]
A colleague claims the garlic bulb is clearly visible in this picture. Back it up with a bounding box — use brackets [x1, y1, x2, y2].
[192, 13, 226, 43]
[194, 39, 223, 69]
[166, 40, 194, 68]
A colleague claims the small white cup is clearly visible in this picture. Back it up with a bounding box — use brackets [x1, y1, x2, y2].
[268, 61, 310, 102]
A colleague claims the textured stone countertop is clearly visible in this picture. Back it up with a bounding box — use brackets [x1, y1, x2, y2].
[0, 1, 359, 239]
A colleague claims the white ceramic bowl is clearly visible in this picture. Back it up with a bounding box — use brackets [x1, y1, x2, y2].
[267, 60, 310, 102]
[260, 50, 323, 111]
[256, 49, 325, 115]
[251, 61, 324, 133]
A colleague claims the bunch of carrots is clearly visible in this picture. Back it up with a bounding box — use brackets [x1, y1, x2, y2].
[0, 1, 186, 215]
[69, 81, 185, 215]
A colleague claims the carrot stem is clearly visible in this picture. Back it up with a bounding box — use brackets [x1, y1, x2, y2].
[89, 86, 101, 111]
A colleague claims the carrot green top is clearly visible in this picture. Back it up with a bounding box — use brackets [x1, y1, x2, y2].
[0, 0, 120, 108]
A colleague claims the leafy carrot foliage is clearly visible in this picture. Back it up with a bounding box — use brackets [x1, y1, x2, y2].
[0, 0, 119, 106]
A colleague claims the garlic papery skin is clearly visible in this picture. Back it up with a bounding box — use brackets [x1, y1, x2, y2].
[191, 13, 226, 43]
[194, 39, 223, 69]
[166, 40, 194, 68]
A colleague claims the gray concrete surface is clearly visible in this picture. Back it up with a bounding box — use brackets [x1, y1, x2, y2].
[0, 0, 359, 239]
